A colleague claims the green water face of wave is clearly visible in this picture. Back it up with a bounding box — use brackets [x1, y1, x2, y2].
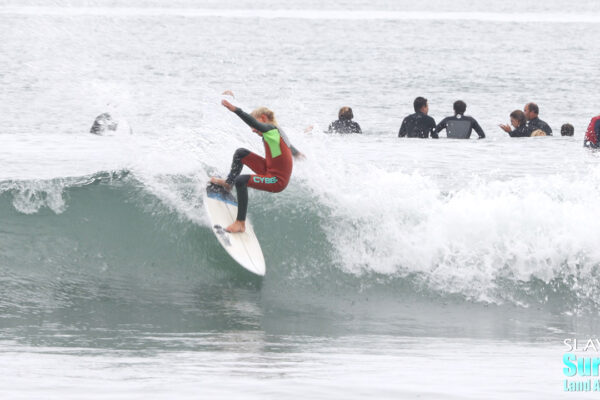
[1, 175, 600, 320]
[2, 176, 600, 350]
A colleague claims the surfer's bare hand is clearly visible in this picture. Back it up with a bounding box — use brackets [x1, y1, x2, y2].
[222, 99, 236, 111]
[499, 124, 511, 133]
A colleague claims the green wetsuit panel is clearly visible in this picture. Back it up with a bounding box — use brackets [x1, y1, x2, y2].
[262, 129, 282, 158]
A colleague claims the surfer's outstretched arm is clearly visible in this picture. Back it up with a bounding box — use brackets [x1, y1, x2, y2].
[222, 100, 275, 133]
[222, 99, 305, 159]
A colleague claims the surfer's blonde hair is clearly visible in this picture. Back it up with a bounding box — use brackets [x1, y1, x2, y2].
[251, 107, 278, 126]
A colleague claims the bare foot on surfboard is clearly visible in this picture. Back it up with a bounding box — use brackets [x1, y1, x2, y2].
[226, 220, 246, 233]
[210, 177, 232, 191]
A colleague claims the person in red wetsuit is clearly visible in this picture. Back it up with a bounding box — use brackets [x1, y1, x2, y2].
[211, 99, 294, 233]
[584, 115, 600, 148]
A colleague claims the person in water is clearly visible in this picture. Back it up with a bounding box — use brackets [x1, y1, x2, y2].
[327, 107, 362, 134]
[398, 97, 437, 138]
[531, 129, 547, 137]
[433, 100, 485, 139]
[211, 100, 294, 233]
[561, 123, 574, 136]
[584, 114, 600, 148]
[499, 110, 533, 137]
[90, 113, 118, 135]
[524, 102, 552, 136]
[89, 112, 133, 135]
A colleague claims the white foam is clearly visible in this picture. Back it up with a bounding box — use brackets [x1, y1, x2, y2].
[291, 133, 600, 303]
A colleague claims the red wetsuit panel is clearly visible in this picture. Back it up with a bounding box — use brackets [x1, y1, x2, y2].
[585, 115, 600, 145]
[242, 139, 293, 193]
[240, 152, 267, 176]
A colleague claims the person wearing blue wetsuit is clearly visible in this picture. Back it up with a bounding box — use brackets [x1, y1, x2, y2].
[434, 100, 485, 139]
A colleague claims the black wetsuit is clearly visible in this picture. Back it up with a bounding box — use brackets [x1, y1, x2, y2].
[90, 113, 118, 135]
[398, 112, 437, 138]
[327, 119, 362, 134]
[434, 114, 485, 139]
[507, 124, 533, 137]
[527, 117, 552, 136]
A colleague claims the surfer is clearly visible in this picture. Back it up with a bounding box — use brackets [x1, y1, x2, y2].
[524, 102, 552, 136]
[327, 107, 362, 134]
[561, 123, 574, 136]
[584, 114, 600, 148]
[89, 112, 133, 135]
[499, 110, 533, 137]
[433, 100, 485, 139]
[398, 97, 438, 138]
[90, 113, 118, 135]
[210, 100, 293, 233]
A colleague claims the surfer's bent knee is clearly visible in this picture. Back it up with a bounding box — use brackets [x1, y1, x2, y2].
[234, 148, 251, 160]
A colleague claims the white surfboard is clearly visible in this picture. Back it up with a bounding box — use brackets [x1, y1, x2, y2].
[203, 183, 266, 276]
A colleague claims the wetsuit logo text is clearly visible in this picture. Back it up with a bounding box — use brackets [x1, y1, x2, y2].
[253, 176, 278, 184]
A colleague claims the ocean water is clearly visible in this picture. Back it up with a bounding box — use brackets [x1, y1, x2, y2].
[2, 1, 600, 398]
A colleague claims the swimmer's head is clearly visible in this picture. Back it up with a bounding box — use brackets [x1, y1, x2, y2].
[413, 97, 428, 113]
[453, 100, 466, 115]
[531, 129, 546, 137]
[524, 102, 539, 120]
[561, 123, 574, 136]
[510, 110, 526, 127]
[338, 106, 354, 121]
